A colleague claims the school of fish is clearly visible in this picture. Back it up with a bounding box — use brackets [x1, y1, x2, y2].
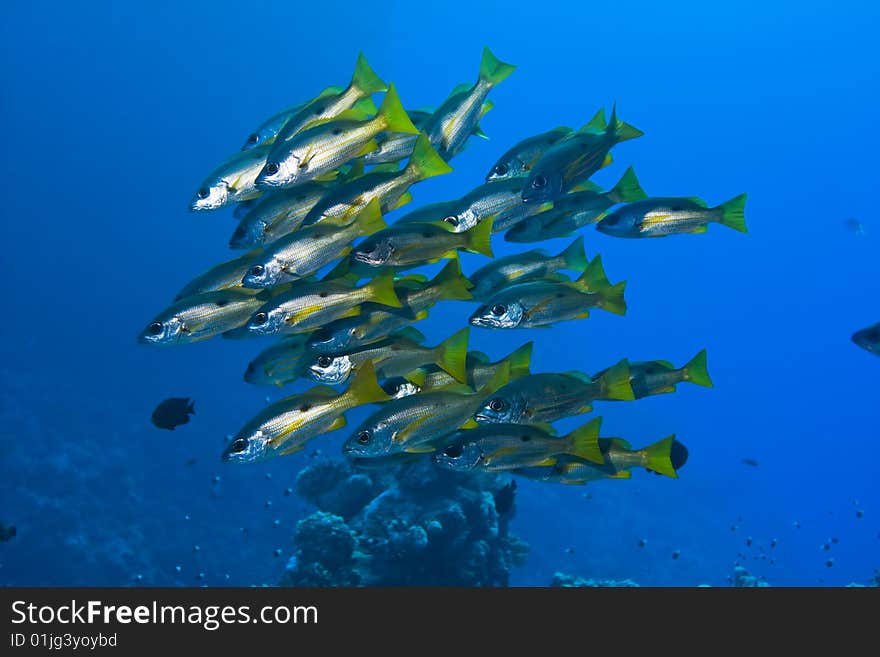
[140, 47, 749, 486]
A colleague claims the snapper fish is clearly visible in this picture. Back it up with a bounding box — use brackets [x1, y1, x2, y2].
[190, 145, 270, 211]
[433, 418, 605, 472]
[423, 46, 515, 160]
[229, 183, 330, 250]
[352, 216, 493, 267]
[468, 236, 588, 300]
[469, 255, 626, 329]
[521, 106, 642, 205]
[342, 364, 510, 458]
[396, 341, 533, 395]
[365, 100, 492, 166]
[301, 132, 452, 226]
[505, 166, 647, 242]
[242, 100, 308, 151]
[242, 92, 378, 151]
[596, 349, 714, 399]
[241, 198, 387, 287]
[515, 435, 687, 484]
[486, 127, 573, 182]
[243, 333, 314, 387]
[475, 359, 634, 425]
[264, 54, 387, 164]
[596, 194, 748, 237]
[223, 361, 389, 464]
[174, 249, 264, 300]
[307, 327, 469, 386]
[241, 269, 402, 337]
[256, 83, 418, 188]
[139, 288, 270, 345]
[305, 258, 473, 353]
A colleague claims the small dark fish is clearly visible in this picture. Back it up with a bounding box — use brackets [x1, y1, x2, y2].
[741, 458, 759, 467]
[493, 480, 517, 516]
[844, 217, 866, 235]
[0, 523, 16, 542]
[746, 537, 753, 547]
[830, 537, 839, 544]
[770, 539, 777, 549]
[852, 322, 880, 356]
[825, 559, 834, 568]
[638, 538, 647, 548]
[151, 397, 195, 430]
[821, 543, 831, 551]
[565, 547, 575, 555]
[185, 457, 198, 467]
[856, 509, 864, 519]
[672, 550, 680, 560]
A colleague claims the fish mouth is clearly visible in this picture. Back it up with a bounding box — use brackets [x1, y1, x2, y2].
[469, 314, 506, 329]
[351, 250, 385, 266]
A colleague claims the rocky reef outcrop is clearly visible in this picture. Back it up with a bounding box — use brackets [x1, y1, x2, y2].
[280, 457, 528, 586]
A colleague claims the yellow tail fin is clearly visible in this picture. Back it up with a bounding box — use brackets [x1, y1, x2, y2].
[566, 417, 604, 464]
[367, 270, 403, 308]
[353, 197, 387, 237]
[598, 281, 627, 316]
[377, 83, 419, 135]
[346, 360, 391, 407]
[430, 255, 474, 301]
[406, 132, 453, 181]
[351, 53, 387, 96]
[478, 46, 516, 86]
[464, 216, 494, 258]
[436, 327, 469, 383]
[505, 341, 533, 380]
[683, 349, 713, 388]
[597, 358, 635, 400]
[643, 434, 678, 478]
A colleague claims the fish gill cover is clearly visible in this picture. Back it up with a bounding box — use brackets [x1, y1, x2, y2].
[139, 46, 748, 585]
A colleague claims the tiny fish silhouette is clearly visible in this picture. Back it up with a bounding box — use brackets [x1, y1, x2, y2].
[741, 458, 759, 467]
[151, 397, 195, 430]
[844, 217, 866, 235]
[0, 523, 16, 542]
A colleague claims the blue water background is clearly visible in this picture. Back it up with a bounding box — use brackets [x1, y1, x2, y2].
[1, 0, 877, 586]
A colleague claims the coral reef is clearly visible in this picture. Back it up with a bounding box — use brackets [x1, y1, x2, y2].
[550, 572, 640, 587]
[281, 458, 528, 586]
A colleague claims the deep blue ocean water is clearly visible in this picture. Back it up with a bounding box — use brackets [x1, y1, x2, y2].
[1, 0, 877, 586]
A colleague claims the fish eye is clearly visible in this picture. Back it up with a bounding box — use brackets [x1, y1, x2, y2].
[197, 188, 209, 199]
[489, 398, 506, 412]
[246, 134, 258, 145]
[264, 162, 279, 176]
[443, 444, 464, 458]
[250, 264, 265, 276]
[493, 163, 509, 176]
[313, 107, 324, 116]
[252, 312, 268, 326]
[443, 216, 459, 226]
[491, 304, 507, 316]
[531, 175, 547, 189]
[148, 322, 163, 336]
[317, 355, 333, 367]
[356, 431, 371, 445]
[230, 437, 249, 453]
